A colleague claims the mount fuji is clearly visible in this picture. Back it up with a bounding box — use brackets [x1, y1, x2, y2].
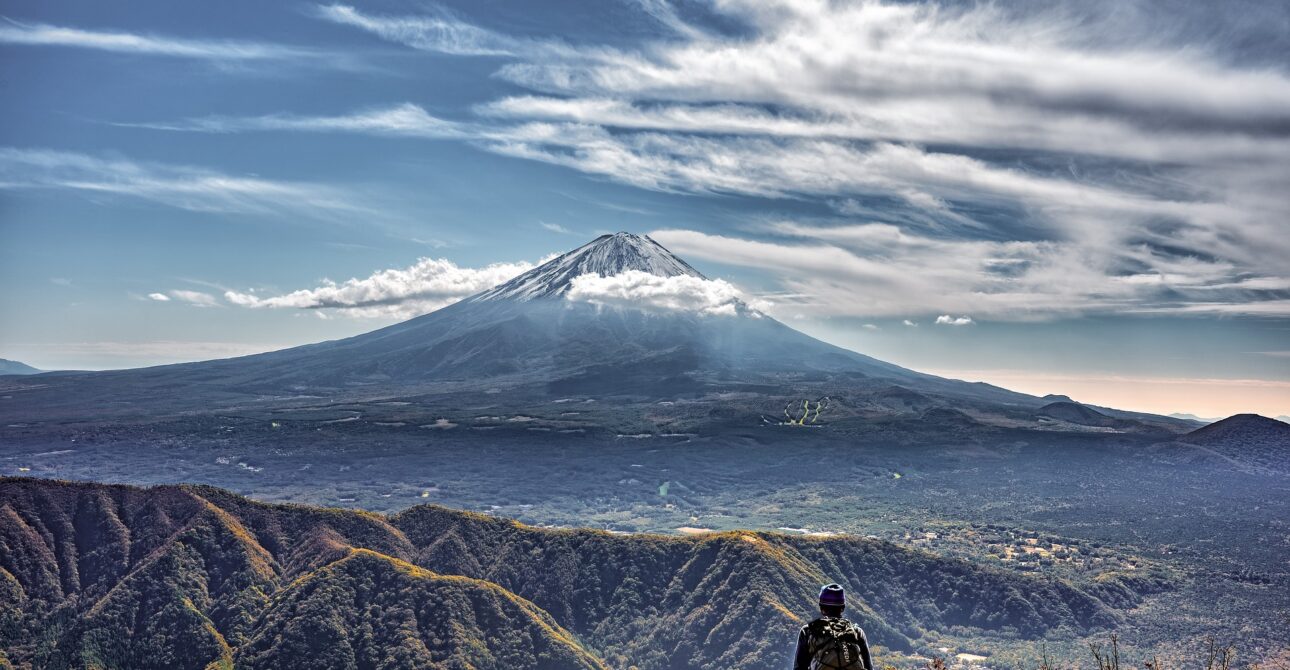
[0, 233, 1192, 434]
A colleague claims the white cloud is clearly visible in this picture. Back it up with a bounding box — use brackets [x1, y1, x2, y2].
[485, 2, 1290, 319]
[482, 129, 1276, 270]
[565, 270, 750, 317]
[0, 147, 368, 220]
[224, 257, 533, 319]
[137, 0, 1289, 322]
[491, 2, 1290, 139]
[147, 292, 171, 301]
[123, 103, 466, 138]
[862, 324, 879, 330]
[1128, 300, 1290, 317]
[539, 221, 574, 234]
[935, 315, 974, 326]
[168, 290, 220, 307]
[903, 320, 917, 327]
[650, 226, 1290, 320]
[314, 4, 520, 57]
[631, 0, 706, 39]
[0, 18, 318, 61]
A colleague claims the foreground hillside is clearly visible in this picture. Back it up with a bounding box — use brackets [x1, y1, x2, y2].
[0, 478, 1158, 669]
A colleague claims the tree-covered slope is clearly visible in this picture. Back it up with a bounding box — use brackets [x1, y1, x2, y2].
[393, 505, 1152, 668]
[235, 549, 606, 670]
[0, 478, 1154, 669]
[0, 479, 599, 670]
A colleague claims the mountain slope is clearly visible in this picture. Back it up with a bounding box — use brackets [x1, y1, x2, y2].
[1175, 414, 1290, 473]
[0, 479, 603, 670]
[0, 360, 40, 376]
[0, 235, 1038, 411]
[235, 549, 607, 670]
[0, 233, 1196, 435]
[1182, 414, 1290, 447]
[0, 478, 1162, 669]
[474, 232, 704, 301]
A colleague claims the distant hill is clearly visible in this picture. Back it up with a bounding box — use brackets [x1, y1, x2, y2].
[1038, 401, 1116, 426]
[1168, 413, 1217, 424]
[0, 359, 40, 375]
[0, 478, 1156, 669]
[1035, 401, 1163, 433]
[1176, 414, 1290, 473]
[1182, 414, 1290, 448]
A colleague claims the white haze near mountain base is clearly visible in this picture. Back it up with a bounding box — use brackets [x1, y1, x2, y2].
[564, 271, 755, 317]
[223, 257, 535, 318]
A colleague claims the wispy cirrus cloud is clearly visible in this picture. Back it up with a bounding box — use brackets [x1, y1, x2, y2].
[0, 147, 369, 220]
[0, 17, 321, 62]
[539, 221, 575, 235]
[313, 4, 520, 57]
[118, 103, 467, 138]
[125, 1, 1290, 321]
[485, 1, 1290, 138]
[650, 226, 1290, 320]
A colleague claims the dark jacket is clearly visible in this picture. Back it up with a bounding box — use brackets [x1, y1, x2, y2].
[793, 616, 873, 670]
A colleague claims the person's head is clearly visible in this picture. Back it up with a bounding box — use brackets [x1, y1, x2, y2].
[818, 583, 845, 617]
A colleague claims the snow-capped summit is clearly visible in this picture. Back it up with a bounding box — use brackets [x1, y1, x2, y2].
[474, 232, 703, 302]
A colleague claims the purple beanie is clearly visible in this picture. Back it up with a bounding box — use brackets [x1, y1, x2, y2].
[819, 583, 845, 607]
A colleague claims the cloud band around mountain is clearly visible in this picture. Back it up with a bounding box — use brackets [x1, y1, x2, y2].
[564, 270, 752, 317]
[223, 257, 536, 319]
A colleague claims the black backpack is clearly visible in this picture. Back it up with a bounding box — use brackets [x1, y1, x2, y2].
[809, 618, 865, 670]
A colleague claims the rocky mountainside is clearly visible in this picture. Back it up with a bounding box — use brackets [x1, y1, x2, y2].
[473, 232, 704, 301]
[0, 478, 1159, 669]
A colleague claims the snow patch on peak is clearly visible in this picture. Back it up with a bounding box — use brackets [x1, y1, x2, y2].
[473, 232, 705, 302]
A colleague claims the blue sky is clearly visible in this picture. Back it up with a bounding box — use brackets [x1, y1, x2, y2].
[1, 0, 1288, 418]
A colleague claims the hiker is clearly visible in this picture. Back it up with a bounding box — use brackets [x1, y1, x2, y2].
[793, 583, 873, 670]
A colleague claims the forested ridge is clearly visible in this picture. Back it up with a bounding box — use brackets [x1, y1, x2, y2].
[0, 478, 1156, 669]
